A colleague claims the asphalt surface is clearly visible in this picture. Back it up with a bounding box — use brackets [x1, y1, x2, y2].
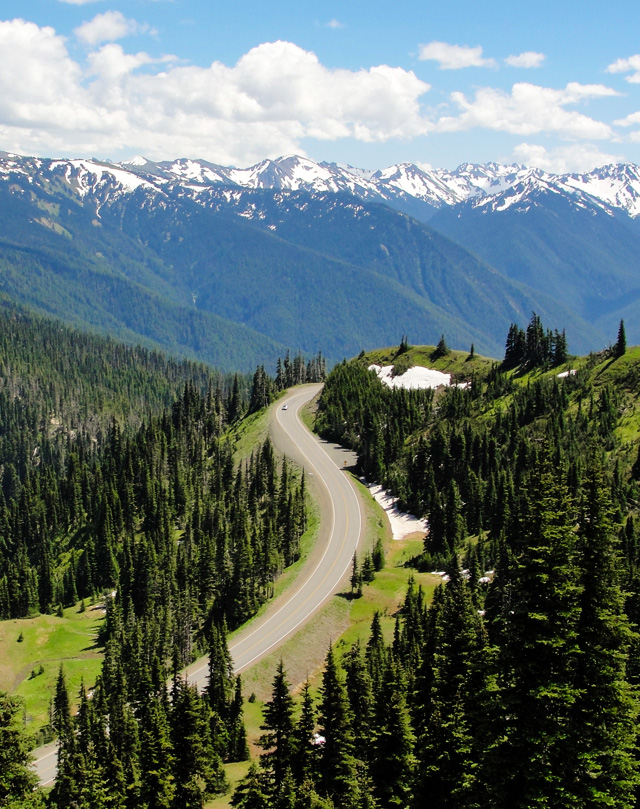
[185, 383, 362, 683]
[32, 384, 363, 785]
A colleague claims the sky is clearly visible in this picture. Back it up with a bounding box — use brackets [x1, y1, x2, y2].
[3, 0, 640, 173]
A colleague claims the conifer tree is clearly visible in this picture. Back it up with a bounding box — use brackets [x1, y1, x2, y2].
[485, 452, 582, 809]
[371, 658, 415, 807]
[413, 570, 484, 809]
[50, 666, 82, 809]
[259, 661, 296, 789]
[231, 763, 270, 809]
[293, 680, 318, 786]
[343, 641, 375, 763]
[0, 691, 42, 807]
[138, 698, 176, 809]
[171, 678, 227, 807]
[568, 459, 639, 806]
[616, 319, 627, 357]
[318, 645, 358, 807]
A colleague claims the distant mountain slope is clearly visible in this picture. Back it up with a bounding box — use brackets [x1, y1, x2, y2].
[0, 152, 585, 362]
[2, 150, 640, 362]
[0, 178, 291, 372]
[428, 182, 640, 345]
[185, 187, 591, 350]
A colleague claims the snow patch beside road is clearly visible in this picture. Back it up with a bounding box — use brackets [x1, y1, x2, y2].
[368, 483, 428, 540]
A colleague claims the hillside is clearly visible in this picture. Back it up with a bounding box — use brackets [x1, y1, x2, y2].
[0, 308, 310, 808]
[274, 327, 640, 808]
[429, 185, 640, 345]
[0, 152, 620, 363]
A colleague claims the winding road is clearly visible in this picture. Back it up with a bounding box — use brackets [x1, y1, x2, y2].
[32, 383, 364, 785]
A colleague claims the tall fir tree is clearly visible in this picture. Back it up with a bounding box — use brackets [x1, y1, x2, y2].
[258, 661, 296, 790]
[485, 453, 582, 809]
[568, 459, 639, 807]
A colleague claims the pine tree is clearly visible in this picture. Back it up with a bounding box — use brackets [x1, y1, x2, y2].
[50, 666, 82, 809]
[485, 452, 582, 809]
[231, 763, 270, 809]
[318, 645, 358, 807]
[259, 661, 296, 789]
[171, 678, 227, 807]
[293, 680, 318, 786]
[568, 459, 639, 806]
[432, 335, 449, 360]
[350, 553, 362, 597]
[413, 570, 485, 809]
[615, 319, 627, 357]
[138, 698, 176, 809]
[371, 658, 415, 807]
[228, 676, 250, 762]
[0, 691, 42, 807]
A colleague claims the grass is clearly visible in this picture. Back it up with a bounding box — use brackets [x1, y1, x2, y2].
[360, 343, 496, 382]
[206, 761, 253, 809]
[0, 601, 104, 731]
[230, 404, 274, 463]
[300, 389, 321, 432]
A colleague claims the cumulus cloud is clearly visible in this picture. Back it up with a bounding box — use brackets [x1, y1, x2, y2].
[505, 51, 545, 68]
[613, 110, 640, 144]
[0, 24, 432, 164]
[74, 11, 152, 45]
[419, 41, 496, 69]
[436, 82, 618, 140]
[607, 54, 640, 83]
[513, 142, 623, 173]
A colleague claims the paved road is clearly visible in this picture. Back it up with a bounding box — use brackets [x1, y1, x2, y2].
[33, 384, 363, 785]
[185, 383, 363, 683]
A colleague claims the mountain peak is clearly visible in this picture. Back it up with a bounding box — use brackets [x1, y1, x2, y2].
[2, 150, 640, 219]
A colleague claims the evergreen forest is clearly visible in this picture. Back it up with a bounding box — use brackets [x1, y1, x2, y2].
[0, 304, 316, 808]
[5, 307, 640, 809]
[229, 318, 640, 808]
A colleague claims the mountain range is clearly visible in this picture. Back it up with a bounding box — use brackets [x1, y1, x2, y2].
[1, 150, 640, 367]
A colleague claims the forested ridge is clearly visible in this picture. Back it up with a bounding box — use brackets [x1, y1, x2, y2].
[7, 305, 640, 809]
[0, 305, 315, 808]
[226, 323, 640, 808]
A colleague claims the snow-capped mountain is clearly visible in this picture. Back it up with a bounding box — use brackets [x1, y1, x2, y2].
[4, 149, 640, 220]
[1, 147, 640, 365]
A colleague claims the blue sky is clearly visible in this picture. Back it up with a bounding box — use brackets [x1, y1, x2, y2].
[2, 0, 640, 172]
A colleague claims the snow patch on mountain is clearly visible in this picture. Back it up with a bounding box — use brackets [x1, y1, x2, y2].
[369, 364, 452, 389]
[3, 151, 640, 219]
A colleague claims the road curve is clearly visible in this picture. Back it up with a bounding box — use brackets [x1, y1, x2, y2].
[33, 384, 363, 785]
[185, 383, 363, 683]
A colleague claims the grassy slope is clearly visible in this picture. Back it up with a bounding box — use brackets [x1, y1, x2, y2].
[0, 602, 104, 730]
[361, 343, 496, 381]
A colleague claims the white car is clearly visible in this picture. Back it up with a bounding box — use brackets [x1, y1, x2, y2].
[282, 404, 288, 410]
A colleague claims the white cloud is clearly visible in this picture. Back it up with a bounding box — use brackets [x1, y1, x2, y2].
[326, 19, 344, 29]
[613, 111, 640, 143]
[58, 0, 102, 4]
[512, 142, 623, 173]
[74, 11, 151, 45]
[505, 51, 545, 69]
[436, 82, 617, 140]
[614, 110, 640, 127]
[606, 54, 640, 83]
[419, 41, 496, 70]
[0, 25, 432, 164]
